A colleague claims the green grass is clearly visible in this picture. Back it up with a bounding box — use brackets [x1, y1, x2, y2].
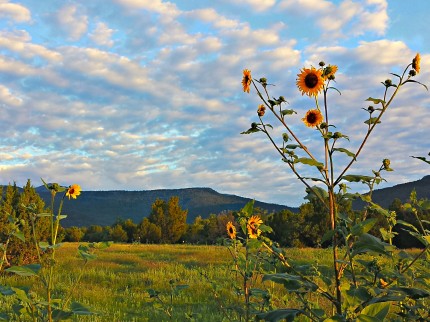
[0, 243, 419, 321]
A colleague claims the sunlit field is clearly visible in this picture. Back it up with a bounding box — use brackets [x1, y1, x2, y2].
[1, 243, 337, 321]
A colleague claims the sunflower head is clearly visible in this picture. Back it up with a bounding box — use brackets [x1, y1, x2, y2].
[296, 67, 324, 96]
[242, 69, 252, 93]
[226, 221, 236, 239]
[302, 109, 323, 128]
[412, 53, 420, 74]
[66, 184, 81, 200]
[322, 65, 338, 80]
[247, 215, 263, 239]
[257, 104, 266, 117]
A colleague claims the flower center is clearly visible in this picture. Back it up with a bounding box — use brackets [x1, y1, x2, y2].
[307, 113, 317, 123]
[304, 73, 318, 88]
[69, 188, 75, 194]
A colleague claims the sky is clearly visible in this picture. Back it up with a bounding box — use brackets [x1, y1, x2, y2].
[0, 0, 429, 207]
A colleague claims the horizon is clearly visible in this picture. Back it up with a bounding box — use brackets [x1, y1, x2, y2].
[0, 0, 429, 207]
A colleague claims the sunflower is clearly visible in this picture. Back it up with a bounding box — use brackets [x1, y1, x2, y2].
[66, 184, 81, 200]
[302, 109, 323, 128]
[257, 104, 266, 117]
[226, 221, 236, 239]
[323, 65, 338, 80]
[412, 53, 420, 74]
[242, 69, 252, 93]
[296, 67, 324, 96]
[247, 215, 263, 239]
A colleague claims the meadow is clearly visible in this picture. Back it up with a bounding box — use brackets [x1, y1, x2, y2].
[0, 243, 337, 321]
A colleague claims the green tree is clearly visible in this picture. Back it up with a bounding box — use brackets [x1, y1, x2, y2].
[122, 218, 138, 243]
[109, 224, 128, 243]
[148, 197, 187, 243]
[135, 218, 161, 243]
[267, 209, 302, 247]
[64, 226, 84, 242]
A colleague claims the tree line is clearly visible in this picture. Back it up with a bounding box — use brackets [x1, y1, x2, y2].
[1, 180, 429, 266]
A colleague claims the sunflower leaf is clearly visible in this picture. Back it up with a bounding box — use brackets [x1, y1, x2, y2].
[285, 144, 302, 149]
[411, 155, 430, 164]
[294, 158, 324, 169]
[389, 72, 401, 79]
[241, 127, 260, 134]
[366, 97, 385, 105]
[281, 109, 297, 115]
[332, 148, 356, 159]
[403, 79, 428, 91]
[364, 117, 381, 125]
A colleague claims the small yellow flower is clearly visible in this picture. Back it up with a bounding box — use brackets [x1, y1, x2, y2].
[226, 221, 236, 239]
[257, 104, 266, 117]
[302, 109, 323, 128]
[66, 184, 81, 200]
[296, 67, 324, 96]
[412, 53, 420, 74]
[242, 69, 252, 93]
[247, 215, 263, 239]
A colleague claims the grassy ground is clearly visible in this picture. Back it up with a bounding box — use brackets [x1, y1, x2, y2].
[0, 243, 383, 321]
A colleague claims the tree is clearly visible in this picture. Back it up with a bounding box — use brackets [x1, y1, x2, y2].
[109, 224, 128, 243]
[148, 196, 187, 243]
[65, 226, 85, 242]
[135, 218, 161, 243]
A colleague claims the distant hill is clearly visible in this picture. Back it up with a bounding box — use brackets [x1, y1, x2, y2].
[32, 187, 297, 227]
[354, 175, 430, 208]
[4, 175, 429, 227]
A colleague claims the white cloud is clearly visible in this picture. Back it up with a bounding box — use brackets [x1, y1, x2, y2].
[228, 0, 277, 12]
[0, 1, 31, 22]
[90, 22, 115, 47]
[0, 85, 22, 107]
[55, 4, 88, 41]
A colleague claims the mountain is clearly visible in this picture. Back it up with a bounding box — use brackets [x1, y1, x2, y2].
[33, 187, 297, 227]
[355, 175, 430, 208]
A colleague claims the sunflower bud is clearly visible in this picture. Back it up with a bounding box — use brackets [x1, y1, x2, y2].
[251, 122, 258, 129]
[282, 133, 289, 142]
[319, 61, 325, 67]
[328, 74, 335, 80]
[319, 122, 328, 129]
[384, 79, 392, 86]
[333, 132, 342, 139]
[382, 158, 391, 170]
[367, 106, 375, 113]
[278, 96, 286, 102]
[409, 69, 417, 77]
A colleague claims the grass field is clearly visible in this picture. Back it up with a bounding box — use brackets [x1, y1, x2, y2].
[3, 243, 421, 321]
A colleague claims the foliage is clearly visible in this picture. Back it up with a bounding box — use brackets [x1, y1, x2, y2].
[0, 180, 106, 321]
[238, 55, 430, 320]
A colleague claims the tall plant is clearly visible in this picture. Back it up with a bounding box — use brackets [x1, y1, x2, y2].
[240, 55, 430, 320]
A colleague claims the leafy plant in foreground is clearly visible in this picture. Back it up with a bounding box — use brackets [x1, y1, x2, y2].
[239, 55, 430, 321]
[0, 180, 109, 321]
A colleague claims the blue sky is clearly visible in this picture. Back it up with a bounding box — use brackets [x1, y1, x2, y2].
[0, 0, 429, 207]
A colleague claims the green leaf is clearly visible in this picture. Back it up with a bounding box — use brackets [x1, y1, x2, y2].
[341, 175, 374, 184]
[392, 287, 430, 299]
[0, 313, 9, 320]
[263, 273, 317, 292]
[351, 218, 378, 236]
[364, 117, 381, 125]
[11, 231, 25, 242]
[281, 109, 297, 115]
[403, 79, 428, 90]
[256, 309, 301, 322]
[321, 230, 335, 244]
[71, 301, 95, 315]
[332, 148, 356, 159]
[52, 309, 73, 320]
[39, 241, 50, 251]
[366, 97, 385, 105]
[411, 155, 430, 164]
[285, 144, 302, 149]
[37, 213, 52, 217]
[358, 301, 390, 321]
[241, 127, 260, 134]
[6, 264, 41, 277]
[352, 233, 394, 257]
[241, 200, 255, 218]
[294, 157, 324, 169]
[0, 285, 15, 296]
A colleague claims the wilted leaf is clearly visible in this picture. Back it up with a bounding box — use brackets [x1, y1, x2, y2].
[366, 97, 385, 105]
